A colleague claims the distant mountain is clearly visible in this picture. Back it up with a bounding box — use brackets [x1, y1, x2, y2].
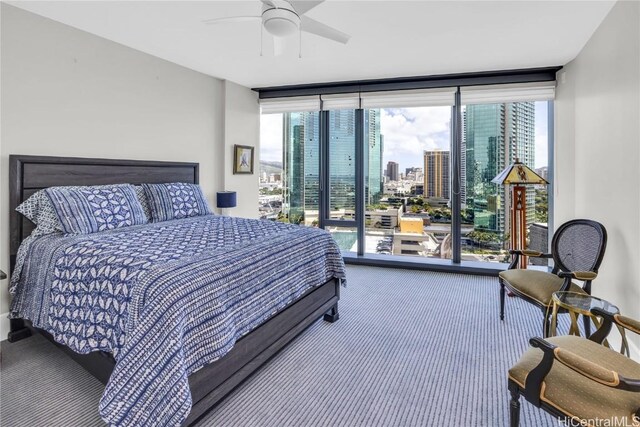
[260, 160, 283, 175]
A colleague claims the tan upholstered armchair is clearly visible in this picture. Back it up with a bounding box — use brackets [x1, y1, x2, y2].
[508, 307, 640, 427]
[499, 219, 607, 337]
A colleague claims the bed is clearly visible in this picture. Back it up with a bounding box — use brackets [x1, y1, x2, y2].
[7, 155, 345, 426]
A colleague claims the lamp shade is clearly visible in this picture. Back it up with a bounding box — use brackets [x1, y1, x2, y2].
[216, 191, 237, 208]
[491, 159, 549, 185]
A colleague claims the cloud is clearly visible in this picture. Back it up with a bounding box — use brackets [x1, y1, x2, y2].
[380, 106, 451, 171]
[260, 113, 283, 162]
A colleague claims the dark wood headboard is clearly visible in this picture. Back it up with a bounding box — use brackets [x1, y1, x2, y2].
[9, 155, 199, 269]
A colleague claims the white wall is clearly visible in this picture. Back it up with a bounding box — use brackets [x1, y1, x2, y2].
[555, 0, 640, 354]
[222, 80, 260, 219]
[0, 5, 259, 328]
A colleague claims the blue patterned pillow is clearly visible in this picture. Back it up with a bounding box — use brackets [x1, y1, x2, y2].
[15, 190, 63, 236]
[133, 185, 152, 220]
[143, 183, 213, 222]
[46, 184, 148, 234]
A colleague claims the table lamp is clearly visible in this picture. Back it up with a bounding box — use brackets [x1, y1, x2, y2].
[216, 191, 237, 216]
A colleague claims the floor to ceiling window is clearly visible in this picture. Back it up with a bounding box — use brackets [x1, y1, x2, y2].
[362, 106, 453, 259]
[324, 109, 359, 251]
[259, 109, 320, 226]
[259, 81, 554, 267]
[460, 99, 550, 265]
[258, 113, 284, 221]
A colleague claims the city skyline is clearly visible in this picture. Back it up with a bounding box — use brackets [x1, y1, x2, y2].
[260, 102, 549, 173]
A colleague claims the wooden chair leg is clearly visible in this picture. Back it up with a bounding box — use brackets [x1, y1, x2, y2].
[509, 384, 521, 427]
[500, 281, 506, 321]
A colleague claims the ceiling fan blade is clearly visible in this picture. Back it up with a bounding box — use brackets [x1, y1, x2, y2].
[289, 1, 324, 15]
[202, 16, 261, 25]
[300, 15, 350, 44]
[261, 0, 289, 9]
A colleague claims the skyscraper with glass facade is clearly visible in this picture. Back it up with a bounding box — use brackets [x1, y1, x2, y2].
[283, 109, 383, 221]
[464, 102, 536, 237]
[283, 112, 319, 224]
[366, 109, 383, 205]
[327, 110, 356, 214]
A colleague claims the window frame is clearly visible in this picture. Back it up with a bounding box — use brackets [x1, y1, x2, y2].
[258, 68, 557, 273]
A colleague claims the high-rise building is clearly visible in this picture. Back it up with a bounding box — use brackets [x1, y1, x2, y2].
[283, 109, 384, 220]
[464, 102, 536, 237]
[386, 161, 399, 182]
[327, 109, 383, 210]
[423, 150, 451, 200]
[461, 110, 467, 206]
[327, 109, 356, 212]
[535, 166, 548, 182]
[404, 167, 423, 182]
[283, 112, 319, 224]
[366, 109, 383, 204]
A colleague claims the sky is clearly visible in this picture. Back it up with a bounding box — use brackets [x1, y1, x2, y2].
[260, 101, 549, 171]
[260, 113, 284, 164]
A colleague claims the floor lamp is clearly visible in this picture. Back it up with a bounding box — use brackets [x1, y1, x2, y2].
[492, 159, 548, 269]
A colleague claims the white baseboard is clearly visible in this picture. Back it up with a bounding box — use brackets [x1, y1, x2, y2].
[0, 312, 9, 342]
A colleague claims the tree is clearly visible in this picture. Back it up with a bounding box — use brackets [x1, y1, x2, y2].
[467, 230, 500, 248]
[535, 189, 548, 223]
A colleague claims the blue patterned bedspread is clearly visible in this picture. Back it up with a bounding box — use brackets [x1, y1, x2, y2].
[10, 215, 346, 426]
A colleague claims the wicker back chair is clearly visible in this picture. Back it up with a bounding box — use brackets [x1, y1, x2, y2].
[499, 219, 607, 337]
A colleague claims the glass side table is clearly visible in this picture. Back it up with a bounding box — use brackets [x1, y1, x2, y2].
[550, 291, 629, 356]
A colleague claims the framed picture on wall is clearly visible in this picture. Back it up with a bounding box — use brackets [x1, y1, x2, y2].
[233, 144, 254, 174]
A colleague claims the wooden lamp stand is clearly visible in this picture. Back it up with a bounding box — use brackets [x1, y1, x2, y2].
[510, 185, 528, 269]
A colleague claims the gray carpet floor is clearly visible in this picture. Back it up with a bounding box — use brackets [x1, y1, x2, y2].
[1, 265, 563, 426]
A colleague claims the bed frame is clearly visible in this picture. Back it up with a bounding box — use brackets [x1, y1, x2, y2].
[7, 154, 340, 426]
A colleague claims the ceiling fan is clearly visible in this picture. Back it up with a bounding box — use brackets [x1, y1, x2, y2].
[203, 0, 350, 56]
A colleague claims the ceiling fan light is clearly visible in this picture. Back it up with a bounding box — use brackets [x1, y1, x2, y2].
[262, 8, 300, 37]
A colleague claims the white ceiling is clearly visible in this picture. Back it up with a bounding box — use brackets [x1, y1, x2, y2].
[9, 1, 616, 88]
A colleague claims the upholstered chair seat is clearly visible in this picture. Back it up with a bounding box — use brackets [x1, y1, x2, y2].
[509, 335, 640, 425]
[508, 308, 640, 427]
[499, 270, 586, 306]
[499, 219, 607, 337]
